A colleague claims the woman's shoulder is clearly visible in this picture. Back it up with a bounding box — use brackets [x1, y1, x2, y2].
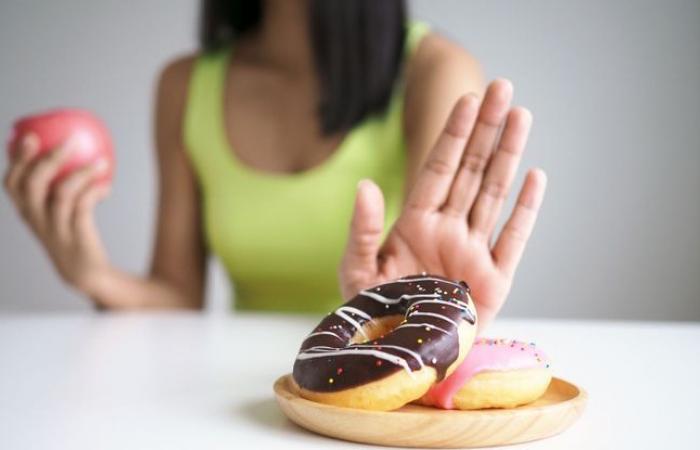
[403, 32, 485, 135]
[157, 53, 199, 94]
[401, 33, 485, 181]
[405, 32, 484, 98]
[154, 53, 202, 130]
[154, 53, 200, 155]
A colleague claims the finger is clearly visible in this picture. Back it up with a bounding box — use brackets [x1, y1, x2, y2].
[4, 133, 39, 197]
[492, 168, 547, 275]
[73, 182, 111, 241]
[443, 79, 513, 216]
[51, 159, 108, 242]
[20, 144, 74, 231]
[341, 179, 385, 279]
[406, 94, 479, 212]
[469, 107, 533, 236]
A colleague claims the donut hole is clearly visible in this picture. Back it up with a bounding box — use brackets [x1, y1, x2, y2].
[350, 315, 404, 345]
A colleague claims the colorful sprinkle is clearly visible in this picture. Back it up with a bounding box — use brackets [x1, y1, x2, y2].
[417, 338, 423, 344]
[328, 378, 334, 384]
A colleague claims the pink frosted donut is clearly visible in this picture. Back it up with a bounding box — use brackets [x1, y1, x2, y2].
[419, 338, 552, 410]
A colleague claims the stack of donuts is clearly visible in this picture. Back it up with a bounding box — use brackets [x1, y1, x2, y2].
[292, 274, 551, 411]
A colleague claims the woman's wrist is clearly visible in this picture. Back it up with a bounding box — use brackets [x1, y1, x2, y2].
[73, 263, 118, 306]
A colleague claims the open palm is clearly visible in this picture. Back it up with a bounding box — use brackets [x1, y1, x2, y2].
[340, 80, 547, 331]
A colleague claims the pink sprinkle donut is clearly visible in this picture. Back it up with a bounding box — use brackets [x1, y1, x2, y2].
[419, 338, 552, 410]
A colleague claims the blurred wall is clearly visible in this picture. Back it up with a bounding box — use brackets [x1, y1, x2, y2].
[0, 0, 698, 320]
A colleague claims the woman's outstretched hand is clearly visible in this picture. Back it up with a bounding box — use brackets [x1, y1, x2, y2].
[340, 79, 547, 330]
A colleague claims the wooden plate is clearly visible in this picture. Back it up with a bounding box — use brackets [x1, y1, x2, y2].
[273, 374, 586, 448]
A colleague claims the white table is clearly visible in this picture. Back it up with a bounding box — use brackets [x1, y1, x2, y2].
[1, 312, 698, 449]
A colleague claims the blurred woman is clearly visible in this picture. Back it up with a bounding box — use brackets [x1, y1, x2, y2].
[3, 0, 545, 330]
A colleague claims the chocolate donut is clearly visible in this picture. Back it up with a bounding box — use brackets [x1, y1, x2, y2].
[292, 274, 478, 411]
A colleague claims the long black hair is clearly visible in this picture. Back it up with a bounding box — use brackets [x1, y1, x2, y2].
[200, 0, 407, 135]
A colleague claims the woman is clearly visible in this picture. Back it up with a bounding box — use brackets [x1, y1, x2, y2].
[3, 0, 545, 330]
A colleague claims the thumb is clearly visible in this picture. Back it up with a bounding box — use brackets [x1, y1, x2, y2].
[341, 179, 385, 282]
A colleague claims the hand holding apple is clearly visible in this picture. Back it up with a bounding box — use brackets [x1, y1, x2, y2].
[3, 108, 115, 294]
[7, 108, 115, 185]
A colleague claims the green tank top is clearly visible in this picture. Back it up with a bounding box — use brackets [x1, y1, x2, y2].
[184, 22, 429, 313]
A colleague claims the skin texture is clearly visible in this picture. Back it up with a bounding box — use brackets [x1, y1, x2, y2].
[3, 0, 545, 318]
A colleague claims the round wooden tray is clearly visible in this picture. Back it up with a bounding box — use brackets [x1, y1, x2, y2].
[273, 374, 586, 448]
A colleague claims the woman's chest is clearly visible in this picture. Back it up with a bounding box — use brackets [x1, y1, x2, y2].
[225, 69, 346, 175]
[203, 171, 360, 283]
[198, 140, 407, 284]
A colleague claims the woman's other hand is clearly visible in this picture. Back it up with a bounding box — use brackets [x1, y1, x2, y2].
[340, 79, 547, 330]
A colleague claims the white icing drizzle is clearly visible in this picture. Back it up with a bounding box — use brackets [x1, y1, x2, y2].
[352, 344, 425, 368]
[304, 331, 342, 341]
[305, 344, 424, 368]
[337, 305, 372, 319]
[334, 306, 371, 340]
[395, 276, 464, 289]
[297, 347, 414, 375]
[410, 299, 471, 312]
[452, 295, 473, 311]
[303, 346, 339, 351]
[359, 290, 441, 305]
[395, 322, 452, 335]
[408, 311, 459, 327]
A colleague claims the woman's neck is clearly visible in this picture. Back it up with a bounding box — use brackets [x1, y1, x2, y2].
[253, 0, 313, 75]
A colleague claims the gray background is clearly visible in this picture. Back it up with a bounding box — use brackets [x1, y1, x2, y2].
[0, 0, 698, 319]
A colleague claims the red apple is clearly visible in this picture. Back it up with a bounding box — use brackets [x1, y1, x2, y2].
[7, 108, 115, 185]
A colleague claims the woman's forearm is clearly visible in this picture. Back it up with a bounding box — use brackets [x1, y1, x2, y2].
[83, 265, 202, 310]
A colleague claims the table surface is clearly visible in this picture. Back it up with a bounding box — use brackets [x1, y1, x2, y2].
[1, 312, 698, 449]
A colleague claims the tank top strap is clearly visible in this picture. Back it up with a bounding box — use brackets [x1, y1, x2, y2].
[183, 49, 230, 184]
[405, 20, 431, 57]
